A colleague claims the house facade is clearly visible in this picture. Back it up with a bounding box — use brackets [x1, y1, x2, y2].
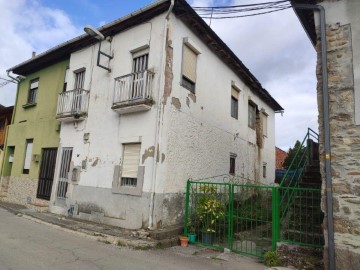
[2, 0, 282, 230]
[292, 0, 360, 269]
[0, 105, 13, 177]
[0, 60, 69, 209]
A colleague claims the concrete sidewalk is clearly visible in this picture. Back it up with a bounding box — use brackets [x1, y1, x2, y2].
[0, 201, 296, 269]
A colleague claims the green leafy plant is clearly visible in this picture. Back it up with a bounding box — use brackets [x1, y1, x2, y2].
[263, 251, 281, 267]
[196, 185, 225, 233]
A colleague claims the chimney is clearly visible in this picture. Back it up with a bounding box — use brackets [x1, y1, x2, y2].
[32, 52, 36, 58]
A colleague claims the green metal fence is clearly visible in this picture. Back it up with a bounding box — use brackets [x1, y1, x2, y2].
[184, 176, 323, 258]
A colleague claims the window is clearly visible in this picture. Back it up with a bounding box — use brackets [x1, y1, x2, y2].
[23, 139, 33, 174]
[63, 68, 69, 92]
[263, 162, 267, 178]
[229, 153, 236, 175]
[121, 143, 141, 187]
[248, 102, 257, 129]
[132, 53, 148, 73]
[262, 113, 268, 137]
[74, 69, 85, 89]
[231, 87, 239, 119]
[27, 79, 39, 104]
[181, 44, 198, 93]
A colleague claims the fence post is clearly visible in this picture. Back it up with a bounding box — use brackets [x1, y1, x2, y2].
[228, 184, 234, 250]
[272, 186, 280, 251]
[184, 179, 191, 236]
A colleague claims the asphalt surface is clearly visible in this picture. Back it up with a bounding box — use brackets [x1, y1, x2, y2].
[0, 207, 268, 270]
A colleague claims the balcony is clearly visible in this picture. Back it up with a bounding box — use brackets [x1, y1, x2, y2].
[56, 89, 89, 122]
[112, 70, 154, 114]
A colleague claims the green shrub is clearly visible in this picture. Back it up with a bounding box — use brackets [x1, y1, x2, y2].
[263, 251, 281, 267]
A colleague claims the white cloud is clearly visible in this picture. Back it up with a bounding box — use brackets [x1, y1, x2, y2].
[189, 0, 318, 150]
[0, 0, 81, 106]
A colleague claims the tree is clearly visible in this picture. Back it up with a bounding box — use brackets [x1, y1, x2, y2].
[282, 140, 306, 169]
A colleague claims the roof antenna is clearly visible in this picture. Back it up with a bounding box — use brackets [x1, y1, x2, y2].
[209, 7, 214, 27]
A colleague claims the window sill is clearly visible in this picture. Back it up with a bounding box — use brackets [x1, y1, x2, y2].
[22, 103, 37, 109]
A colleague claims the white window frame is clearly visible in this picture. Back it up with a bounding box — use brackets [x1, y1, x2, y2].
[23, 139, 33, 174]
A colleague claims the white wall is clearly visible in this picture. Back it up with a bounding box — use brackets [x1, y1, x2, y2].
[155, 15, 276, 195]
[50, 11, 278, 228]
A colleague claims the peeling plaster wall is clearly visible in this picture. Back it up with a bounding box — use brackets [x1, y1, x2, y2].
[50, 12, 277, 229]
[49, 15, 167, 228]
[157, 16, 276, 192]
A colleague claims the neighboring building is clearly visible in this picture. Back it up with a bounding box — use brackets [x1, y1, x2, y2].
[292, 0, 360, 269]
[2, 0, 282, 229]
[0, 104, 13, 149]
[0, 104, 13, 177]
[0, 60, 69, 209]
[275, 147, 288, 170]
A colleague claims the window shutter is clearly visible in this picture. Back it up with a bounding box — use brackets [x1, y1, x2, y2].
[182, 45, 197, 82]
[231, 87, 239, 99]
[122, 144, 141, 178]
[24, 140, 33, 170]
[30, 80, 39, 89]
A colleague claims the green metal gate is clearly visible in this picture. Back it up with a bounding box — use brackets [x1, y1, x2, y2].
[184, 177, 323, 258]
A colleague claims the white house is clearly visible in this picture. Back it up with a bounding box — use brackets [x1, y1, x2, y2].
[48, 0, 283, 229]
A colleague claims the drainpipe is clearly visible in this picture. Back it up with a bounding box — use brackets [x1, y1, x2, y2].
[293, 4, 335, 270]
[148, 0, 175, 229]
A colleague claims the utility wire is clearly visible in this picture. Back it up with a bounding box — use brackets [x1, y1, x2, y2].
[191, 0, 291, 20]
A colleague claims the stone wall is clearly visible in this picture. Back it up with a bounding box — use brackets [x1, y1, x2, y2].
[0, 176, 49, 211]
[317, 23, 360, 269]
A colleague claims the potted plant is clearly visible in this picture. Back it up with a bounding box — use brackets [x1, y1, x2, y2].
[178, 235, 189, 247]
[187, 221, 197, 244]
[195, 185, 225, 244]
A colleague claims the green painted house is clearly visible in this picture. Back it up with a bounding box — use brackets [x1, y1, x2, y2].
[0, 59, 69, 208]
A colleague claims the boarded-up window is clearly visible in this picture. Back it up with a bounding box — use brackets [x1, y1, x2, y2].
[121, 143, 141, 187]
[23, 139, 33, 174]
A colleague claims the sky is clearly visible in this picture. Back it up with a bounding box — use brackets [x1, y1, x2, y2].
[0, 0, 318, 151]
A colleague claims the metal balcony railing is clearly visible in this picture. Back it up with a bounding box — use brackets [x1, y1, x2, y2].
[56, 89, 89, 119]
[113, 70, 154, 105]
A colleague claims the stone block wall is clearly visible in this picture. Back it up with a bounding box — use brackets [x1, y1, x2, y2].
[317, 23, 360, 269]
[0, 176, 49, 211]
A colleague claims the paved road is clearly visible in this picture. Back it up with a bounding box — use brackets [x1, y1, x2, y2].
[0, 207, 266, 270]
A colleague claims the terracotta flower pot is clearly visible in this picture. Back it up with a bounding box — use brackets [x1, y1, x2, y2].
[179, 236, 189, 247]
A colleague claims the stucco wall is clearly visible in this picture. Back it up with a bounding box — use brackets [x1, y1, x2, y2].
[50, 15, 167, 228]
[0, 60, 68, 207]
[159, 16, 276, 190]
[51, 12, 278, 229]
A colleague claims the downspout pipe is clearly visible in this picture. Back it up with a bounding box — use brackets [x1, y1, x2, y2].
[148, 0, 175, 229]
[293, 4, 335, 270]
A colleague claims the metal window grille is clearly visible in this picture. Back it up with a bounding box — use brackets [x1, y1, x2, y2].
[28, 79, 38, 104]
[57, 148, 73, 199]
[121, 177, 137, 187]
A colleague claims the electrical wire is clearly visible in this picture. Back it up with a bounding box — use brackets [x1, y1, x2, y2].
[191, 0, 292, 20]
